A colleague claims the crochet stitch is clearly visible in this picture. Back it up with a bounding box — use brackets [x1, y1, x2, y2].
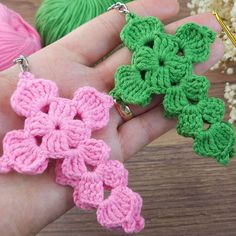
[0, 72, 144, 233]
[56, 159, 144, 233]
[110, 13, 235, 165]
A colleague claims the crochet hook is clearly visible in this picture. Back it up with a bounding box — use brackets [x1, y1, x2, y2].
[213, 11, 236, 47]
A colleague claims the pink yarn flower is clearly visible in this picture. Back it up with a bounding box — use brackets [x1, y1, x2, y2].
[56, 158, 128, 209]
[0, 72, 113, 174]
[97, 187, 145, 233]
[55, 157, 145, 233]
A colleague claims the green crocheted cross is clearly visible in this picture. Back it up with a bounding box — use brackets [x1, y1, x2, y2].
[110, 13, 235, 165]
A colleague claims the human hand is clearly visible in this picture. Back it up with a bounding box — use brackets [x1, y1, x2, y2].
[0, 0, 223, 235]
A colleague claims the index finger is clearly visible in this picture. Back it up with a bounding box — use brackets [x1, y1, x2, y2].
[58, 0, 180, 66]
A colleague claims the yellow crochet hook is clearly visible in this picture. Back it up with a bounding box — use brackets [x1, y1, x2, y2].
[213, 11, 236, 47]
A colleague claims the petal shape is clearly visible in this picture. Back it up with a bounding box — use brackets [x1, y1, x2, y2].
[193, 122, 235, 165]
[79, 139, 110, 167]
[96, 160, 128, 189]
[55, 160, 78, 188]
[121, 13, 164, 51]
[60, 139, 109, 179]
[61, 154, 87, 180]
[175, 23, 216, 63]
[182, 74, 210, 102]
[73, 172, 104, 210]
[163, 87, 189, 117]
[97, 187, 144, 233]
[156, 66, 172, 93]
[132, 46, 157, 71]
[49, 98, 77, 119]
[74, 87, 113, 131]
[110, 65, 156, 106]
[198, 98, 225, 124]
[25, 112, 54, 137]
[11, 73, 58, 118]
[43, 131, 69, 157]
[177, 105, 203, 138]
[153, 34, 179, 58]
[61, 119, 91, 148]
[165, 56, 193, 85]
[2, 130, 48, 174]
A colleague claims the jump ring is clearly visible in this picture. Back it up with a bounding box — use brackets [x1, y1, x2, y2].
[13, 55, 29, 73]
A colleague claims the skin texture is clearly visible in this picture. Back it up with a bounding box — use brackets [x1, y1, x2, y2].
[0, 0, 224, 235]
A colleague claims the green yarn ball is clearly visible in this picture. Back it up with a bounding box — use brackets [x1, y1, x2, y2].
[36, 0, 132, 46]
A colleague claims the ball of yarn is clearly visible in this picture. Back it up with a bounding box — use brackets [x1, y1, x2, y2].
[0, 4, 41, 71]
[36, 0, 132, 46]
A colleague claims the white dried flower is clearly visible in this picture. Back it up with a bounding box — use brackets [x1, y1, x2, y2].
[226, 67, 234, 75]
[224, 82, 236, 123]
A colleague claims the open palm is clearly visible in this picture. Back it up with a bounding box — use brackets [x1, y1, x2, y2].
[0, 0, 223, 235]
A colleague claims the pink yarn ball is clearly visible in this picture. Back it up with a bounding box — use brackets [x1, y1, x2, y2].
[0, 4, 41, 71]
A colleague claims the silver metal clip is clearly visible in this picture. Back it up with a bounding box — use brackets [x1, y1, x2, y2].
[13, 55, 29, 73]
[108, 2, 130, 14]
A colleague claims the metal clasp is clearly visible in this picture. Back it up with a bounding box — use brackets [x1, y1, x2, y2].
[108, 2, 130, 14]
[13, 55, 29, 73]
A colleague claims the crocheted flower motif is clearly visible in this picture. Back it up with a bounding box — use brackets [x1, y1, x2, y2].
[0, 72, 113, 174]
[56, 158, 128, 209]
[163, 74, 210, 117]
[193, 122, 235, 165]
[111, 14, 215, 106]
[55, 158, 144, 233]
[97, 187, 144, 233]
[110, 13, 235, 164]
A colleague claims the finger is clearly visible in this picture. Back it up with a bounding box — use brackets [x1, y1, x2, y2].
[58, 0, 180, 66]
[118, 105, 176, 160]
[113, 95, 164, 128]
[195, 37, 224, 73]
[165, 12, 221, 33]
[129, 95, 163, 117]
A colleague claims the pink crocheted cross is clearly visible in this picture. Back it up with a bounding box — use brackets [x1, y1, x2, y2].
[0, 72, 113, 174]
[0, 72, 144, 233]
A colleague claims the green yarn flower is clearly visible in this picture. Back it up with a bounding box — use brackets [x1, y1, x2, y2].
[110, 65, 157, 106]
[163, 74, 210, 117]
[132, 35, 193, 93]
[175, 23, 216, 63]
[176, 97, 225, 138]
[111, 35, 193, 106]
[111, 14, 216, 106]
[120, 13, 164, 51]
[194, 122, 235, 165]
[110, 13, 235, 164]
